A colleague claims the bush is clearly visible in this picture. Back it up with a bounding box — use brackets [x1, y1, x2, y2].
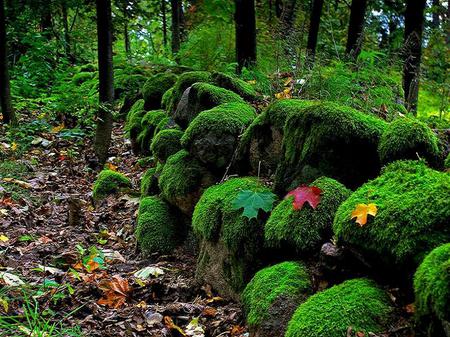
[92, 170, 131, 200]
[285, 278, 393, 337]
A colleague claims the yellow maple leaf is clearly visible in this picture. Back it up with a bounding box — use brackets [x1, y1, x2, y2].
[0, 235, 9, 242]
[106, 162, 118, 171]
[351, 203, 377, 226]
[51, 123, 65, 133]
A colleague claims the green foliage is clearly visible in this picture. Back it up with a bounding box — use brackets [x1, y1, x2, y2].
[285, 279, 393, 337]
[414, 243, 450, 323]
[378, 117, 442, 167]
[242, 262, 312, 328]
[92, 170, 131, 201]
[150, 129, 184, 162]
[135, 197, 181, 255]
[232, 190, 277, 220]
[72, 72, 95, 85]
[333, 160, 450, 269]
[445, 153, 450, 169]
[265, 177, 351, 253]
[142, 73, 178, 110]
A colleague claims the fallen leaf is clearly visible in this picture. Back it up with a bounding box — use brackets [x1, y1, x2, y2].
[0, 234, 9, 242]
[185, 317, 205, 337]
[2, 178, 32, 189]
[134, 266, 165, 280]
[106, 162, 118, 171]
[202, 307, 217, 317]
[405, 303, 415, 314]
[0, 272, 25, 286]
[51, 123, 65, 133]
[11, 142, 17, 151]
[230, 325, 245, 336]
[351, 203, 378, 226]
[232, 190, 277, 219]
[0, 297, 8, 312]
[98, 275, 130, 309]
[164, 316, 186, 336]
[285, 186, 322, 210]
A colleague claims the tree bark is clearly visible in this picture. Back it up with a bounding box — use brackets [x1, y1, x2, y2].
[0, 0, 16, 125]
[345, 0, 368, 58]
[403, 0, 426, 114]
[171, 0, 180, 54]
[235, 0, 257, 72]
[94, 0, 114, 165]
[431, 0, 440, 28]
[62, 2, 73, 61]
[161, 0, 167, 47]
[306, 0, 324, 64]
[123, 3, 130, 56]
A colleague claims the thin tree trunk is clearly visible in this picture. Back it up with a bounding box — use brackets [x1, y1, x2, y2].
[345, 0, 368, 58]
[94, 0, 114, 165]
[0, 0, 16, 125]
[403, 0, 426, 114]
[235, 0, 257, 72]
[62, 2, 72, 61]
[431, 0, 440, 28]
[123, 3, 130, 56]
[161, 0, 167, 47]
[306, 0, 324, 64]
[171, 0, 180, 54]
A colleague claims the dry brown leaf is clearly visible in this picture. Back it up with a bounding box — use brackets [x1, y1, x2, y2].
[98, 275, 130, 309]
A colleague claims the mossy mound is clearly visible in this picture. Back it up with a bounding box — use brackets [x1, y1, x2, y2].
[173, 82, 245, 129]
[79, 63, 97, 72]
[142, 72, 178, 110]
[150, 129, 184, 162]
[167, 71, 212, 113]
[285, 278, 393, 337]
[159, 150, 216, 215]
[161, 87, 174, 111]
[265, 177, 351, 254]
[242, 262, 312, 336]
[445, 153, 450, 169]
[140, 163, 164, 197]
[135, 196, 182, 255]
[211, 72, 258, 101]
[72, 72, 94, 85]
[125, 99, 146, 153]
[414, 243, 450, 328]
[137, 110, 168, 154]
[193, 177, 274, 298]
[275, 102, 387, 192]
[238, 99, 315, 177]
[182, 102, 255, 170]
[92, 170, 131, 201]
[333, 160, 450, 271]
[378, 117, 442, 167]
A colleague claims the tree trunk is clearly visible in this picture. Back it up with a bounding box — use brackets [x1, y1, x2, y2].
[62, 2, 72, 61]
[123, 3, 130, 56]
[431, 0, 440, 28]
[403, 0, 426, 114]
[235, 0, 257, 72]
[0, 0, 16, 125]
[345, 0, 368, 58]
[94, 0, 114, 165]
[161, 0, 168, 47]
[171, 0, 180, 54]
[306, 0, 324, 64]
[275, 0, 282, 18]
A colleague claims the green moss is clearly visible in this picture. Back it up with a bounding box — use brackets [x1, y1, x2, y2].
[150, 129, 184, 162]
[333, 160, 450, 269]
[161, 87, 174, 111]
[79, 63, 97, 72]
[138, 110, 168, 153]
[414, 243, 450, 323]
[168, 71, 212, 112]
[211, 72, 258, 101]
[142, 72, 178, 110]
[126, 99, 145, 123]
[191, 82, 244, 109]
[445, 153, 450, 169]
[242, 262, 312, 328]
[181, 102, 256, 168]
[276, 102, 387, 192]
[285, 278, 393, 337]
[115, 74, 146, 97]
[140, 163, 163, 197]
[135, 196, 181, 255]
[92, 170, 131, 200]
[265, 177, 351, 253]
[378, 117, 442, 167]
[72, 72, 94, 85]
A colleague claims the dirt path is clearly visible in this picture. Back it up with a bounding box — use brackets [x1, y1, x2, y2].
[0, 123, 246, 336]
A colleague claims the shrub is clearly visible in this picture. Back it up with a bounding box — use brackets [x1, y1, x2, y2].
[92, 170, 131, 200]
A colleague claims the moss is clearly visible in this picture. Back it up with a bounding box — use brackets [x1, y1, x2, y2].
[242, 262, 312, 328]
[211, 72, 258, 101]
[138, 110, 168, 153]
[168, 71, 212, 112]
[161, 87, 174, 111]
[445, 153, 450, 169]
[115, 74, 146, 98]
[333, 160, 450, 270]
[265, 177, 351, 253]
[414, 243, 450, 323]
[92, 170, 131, 200]
[140, 163, 163, 197]
[181, 102, 256, 169]
[190, 82, 244, 109]
[126, 99, 145, 123]
[378, 117, 442, 167]
[159, 150, 215, 214]
[135, 196, 181, 255]
[276, 102, 387, 192]
[285, 278, 393, 337]
[150, 129, 184, 162]
[79, 63, 97, 72]
[72, 72, 94, 85]
[142, 72, 178, 110]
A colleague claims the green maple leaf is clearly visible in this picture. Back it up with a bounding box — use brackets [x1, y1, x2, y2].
[232, 190, 277, 219]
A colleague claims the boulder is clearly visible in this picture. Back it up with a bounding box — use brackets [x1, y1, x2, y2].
[150, 129, 184, 163]
[142, 72, 178, 110]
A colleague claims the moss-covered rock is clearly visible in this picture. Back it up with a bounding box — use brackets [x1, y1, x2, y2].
[115, 74, 146, 99]
[238, 99, 315, 177]
[193, 177, 274, 299]
[285, 278, 393, 337]
[125, 99, 147, 153]
[378, 117, 442, 167]
[140, 163, 164, 197]
[161, 87, 174, 111]
[142, 72, 178, 110]
[137, 110, 168, 154]
[414, 243, 450, 335]
[275, 102, 387, 192]
[72, 72, 94, 85]
[182, 102, 255, 170]
[150, 129, 184, 162]
[265, 177, 351, 254]
[333, 160, 450, 271]
[445, 153, 450, 170]
[242, 262, 312, 337]
[92, 170, 131, 201]
[135, 196, 182, 255]
[159, 150, 216, 215]
[211, 72, 258, 101]
[173, 82, 245, 129]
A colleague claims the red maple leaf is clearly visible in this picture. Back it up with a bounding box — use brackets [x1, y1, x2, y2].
[285, 186, 322, 210]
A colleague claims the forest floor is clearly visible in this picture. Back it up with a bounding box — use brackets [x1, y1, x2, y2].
[0, 121, 247, 337]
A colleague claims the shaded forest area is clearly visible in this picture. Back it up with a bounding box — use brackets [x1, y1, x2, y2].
[0, 0, 449, 337]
